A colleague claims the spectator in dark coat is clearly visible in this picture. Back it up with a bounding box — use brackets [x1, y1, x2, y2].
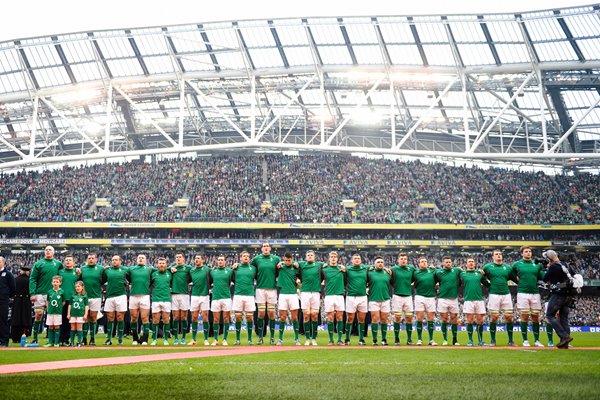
[0, 256, 16, 346]
[10, 264, 31, 344]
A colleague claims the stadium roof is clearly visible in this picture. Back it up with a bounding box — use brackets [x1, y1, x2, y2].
[0, 4, 599, 170]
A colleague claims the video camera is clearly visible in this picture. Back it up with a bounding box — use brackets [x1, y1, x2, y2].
[534, 257, 550, 267]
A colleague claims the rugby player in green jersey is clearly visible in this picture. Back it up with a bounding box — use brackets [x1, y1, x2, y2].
[367, 258, 392, 346]
[435, 256, 462, 346]
[67, 281, 88, 347]
[390, 253, 416, 345]
[276, 252, 301, 346]
[233, 251, 257, 346]
[127, 254, 153, 345]
[29, 246, 63, 344]
[189, 255, 211, 346]
[102, 256, 128, 345]
[209, 255, 233, 346]
[512, 246, 545, 347]
[298, 250, 323, 346]
[58, 255, 79, 345]
[78, 253, 104, 346]
[44, 276, 64, 347]
[250, 242, 281, 345]
[170, 252, 192, 345]
[151, 258, 173, 346]
[413, 256, 437, 346]
[461, 257, 490, 346]
[322, 251, 347, 346]
[482, 249, 517, 346]
[345, 254, 369, 346]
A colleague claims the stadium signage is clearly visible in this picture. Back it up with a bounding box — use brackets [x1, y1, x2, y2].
[0, 238, 66, 244]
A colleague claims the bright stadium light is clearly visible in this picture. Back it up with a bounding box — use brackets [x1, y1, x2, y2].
[352, 110, 384, 125]
[52, 88, 100, 104]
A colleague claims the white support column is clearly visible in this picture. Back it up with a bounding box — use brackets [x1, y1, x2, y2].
[390, 80, 396, 148]
[547, 94, 600, 154]
[536, 69, 548, 152]
[30, 96, 39, 157]
[179, 78, 185, 147]
[325, 75, 385, 146]
[113, 86, 178, 147]
[395, 78, 458, 150]
[320, 71, 325, 145]
[250, 75, 256, 140]
[462, 73, 470, 152]
[104, 85, 113, 152]
[469, 71, 535, 153]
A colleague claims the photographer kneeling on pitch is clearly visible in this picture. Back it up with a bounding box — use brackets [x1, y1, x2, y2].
[541, 250, 582, 349]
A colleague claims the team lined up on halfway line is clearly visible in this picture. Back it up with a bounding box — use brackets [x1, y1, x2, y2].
[28, 242, 556, 348]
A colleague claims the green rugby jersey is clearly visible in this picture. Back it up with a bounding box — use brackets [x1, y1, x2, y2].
[79, 263, 104, 299]
[251, 254, 281, 290]
[298, 261, 323, 292]
[435, 267, 462, 299]
[346, 265, 369, 296]
[58, 268, 79, 302]
[170, 264, 192, 294]
[367, 269, 391, 301]
[321, 265, 346, 296]
[277, 264, 299, 295]
[482, 262, 514, 295]
[390, 265, 416, 296]
[460, 270, 489, 301]
[127, 265, 154, 296]
[414, 268, 436, 298]
[29, 258, 63, 296]
[70, 294, 88, 317]
[234, 263, 257, 296]
[210, 267, 233, 300]
[102, 267, 128, 298]
[47, 288, 65, 315]
[190, 266, 210, 296]
[511, 259, 543, 294]
[151, 269, 173, 302]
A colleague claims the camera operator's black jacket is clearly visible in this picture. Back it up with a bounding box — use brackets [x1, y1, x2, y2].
[542, 262, 576, 296]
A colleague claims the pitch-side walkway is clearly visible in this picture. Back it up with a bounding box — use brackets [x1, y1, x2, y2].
[0, 346, 308, 375]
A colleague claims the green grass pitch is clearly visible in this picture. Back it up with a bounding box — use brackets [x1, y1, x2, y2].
[1, 332, 599, 400]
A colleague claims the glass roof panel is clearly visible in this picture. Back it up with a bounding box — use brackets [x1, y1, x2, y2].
[169, 30, 206, 53]
[563, 14, 600, 37]
[96, 37, 136, 59]
[283, 46, 314, 67]
[422, 44, 455, 66]
[575, 39, 600, 61]
[134, 34, 169, 56]
[249, 48, 285, 68]
[457, 44, 496, 65]
[203, 28, 240, 51]
[179, 53, 216, 72]
[309, 23, 346, 45]
[271, 24, 309, 46]
[344, 23, 378, 44]
[105, 59, 144, 77]
[0, 48, 21, 73]
[448, 20, 487, 43]
[213, 51, 246, 70]
[239, 26, 276, 47]
[34, 66, 71, 87]
[534, 41, 578, 62]
[23, 45, 61, 68]
[378, 21, 417, 44]
[143, 55, 177, 74]
[352, 45, 384, 65]
[525, 18, 567, 41]
[70, 62, 104, 82]
[485, 21, 523, 42]
[495, 43, 531, 63]
[387, 44, 424, 65]
[318, 45, 353, 65]
[411, 21, 448, 43]
[0, 73, 28, 93]
[61, 40, 96, 63]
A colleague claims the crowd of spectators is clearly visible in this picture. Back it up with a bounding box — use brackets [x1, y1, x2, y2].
[0, 154, 599, 224]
